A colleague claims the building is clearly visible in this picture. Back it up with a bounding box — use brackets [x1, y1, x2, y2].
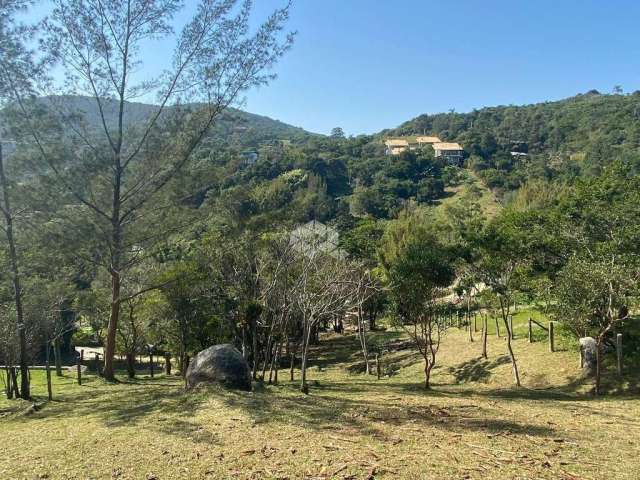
[415, 136, 441, 147]
[384, 138, 410, 155]
[433, 142, 464, 165]
[385, 136, 443, 155]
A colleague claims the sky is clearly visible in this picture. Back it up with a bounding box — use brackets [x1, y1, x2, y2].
[23, 1, 640, 135]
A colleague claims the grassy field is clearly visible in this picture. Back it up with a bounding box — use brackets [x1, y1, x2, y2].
[1, 325, 639, 480]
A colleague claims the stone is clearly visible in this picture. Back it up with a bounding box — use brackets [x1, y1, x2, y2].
[186, 344, 251, 391]
[579, 337, 597, 376]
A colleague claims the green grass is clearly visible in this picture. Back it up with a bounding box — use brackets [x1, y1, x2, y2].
[1, 327, 640, 479]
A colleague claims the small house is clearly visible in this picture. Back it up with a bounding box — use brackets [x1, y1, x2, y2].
[433, 142, 464, 165]
[384, 139, 410, 155]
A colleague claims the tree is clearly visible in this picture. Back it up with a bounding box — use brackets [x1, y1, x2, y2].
[0, 0, 44, 399]
[547, 165, 640, 394]
[551, 256, 637, 394]
[8, 0, 294, 381]
[290, 248, 355, 393]
[469, 211, 536, 387]
[380, 211, 456, 389]
[330, 127, 345, 139]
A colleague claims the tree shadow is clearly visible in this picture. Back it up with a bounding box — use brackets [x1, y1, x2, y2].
[446, 355, 511, 383]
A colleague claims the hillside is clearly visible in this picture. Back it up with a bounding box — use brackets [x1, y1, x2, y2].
[15, 95, 314, 148]
[385, 91, 640, 194]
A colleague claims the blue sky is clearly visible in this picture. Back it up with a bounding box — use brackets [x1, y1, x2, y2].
[23, 1, 640, 135]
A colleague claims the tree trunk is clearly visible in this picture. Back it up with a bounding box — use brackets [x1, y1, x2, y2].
[53, 337, 63, 377]
[0, 144, 30, 399]
[357, 306, 369, 374]
[467, 296, 473, 342]
[45, 344, 53, 401]
[126, 352, 135, 379]
[482, 316, 488, 359]
[251, 319, 258, 380]
[289, 344, 296, 382]
[300, 324, 312, 393]
[368, 310, 377, 331]
[423, 358, 431, 389]
[499, 298, 520, 386]
[164, 352, 172, 375]
[4, 366, 13, 399]
[9, 367, 19, 398]
[595, 338, 602, 395]
[103, 266, 121, 382]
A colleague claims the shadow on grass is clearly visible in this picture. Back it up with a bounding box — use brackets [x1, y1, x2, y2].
[210, 381, 558, 440]
[446, 355, 511, 383]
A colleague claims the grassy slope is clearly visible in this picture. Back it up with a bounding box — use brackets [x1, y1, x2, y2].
[2, 324, 639, 480]
[437, 169, 501, 218]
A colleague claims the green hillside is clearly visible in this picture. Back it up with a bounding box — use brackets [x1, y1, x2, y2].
[386, 91, 640, 194]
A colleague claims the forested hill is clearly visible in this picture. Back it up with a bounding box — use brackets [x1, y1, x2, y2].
[20, 95, 314, 148]
[384, 91, 640, 191]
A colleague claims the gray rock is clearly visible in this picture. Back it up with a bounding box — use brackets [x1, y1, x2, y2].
[186, 344, 251, 391]
[579, 337, 597, 376]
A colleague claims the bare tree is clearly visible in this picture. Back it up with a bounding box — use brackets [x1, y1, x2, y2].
[6, 0, 294, 380]
[351, 266, 381, 375]
[291, 251, 355, 393]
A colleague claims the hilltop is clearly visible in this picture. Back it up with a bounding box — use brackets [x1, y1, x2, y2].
[6, 95, 314, 149]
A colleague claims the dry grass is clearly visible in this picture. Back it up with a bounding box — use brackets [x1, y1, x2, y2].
[1, 327, 640, 480]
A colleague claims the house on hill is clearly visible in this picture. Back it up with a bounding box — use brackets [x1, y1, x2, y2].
[385, 135, 443, 155]
[416, 136, 441, 147]
[433, 142, 464, 165]
[384, 138, 410, 155]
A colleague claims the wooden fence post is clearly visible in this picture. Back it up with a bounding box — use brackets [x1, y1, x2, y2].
[548, 322, 554, 353]
[528, 318, 533, 343]
[77, 349, 83, 386]
[616, 333, 623, 376]
[149, 352, 154, 378]
[375, 353, 381, 380]
[94, 353, 102, 377]
[482, 317, 488, 359]
[164, 352, 171, 375]
[45, 343, 53, 401]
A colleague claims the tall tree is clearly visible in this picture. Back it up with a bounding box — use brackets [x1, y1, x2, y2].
[10, 0, 294, 380]
[0, 0, 43, 399]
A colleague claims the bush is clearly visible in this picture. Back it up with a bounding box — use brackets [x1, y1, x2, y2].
[72, 327, 100, 347]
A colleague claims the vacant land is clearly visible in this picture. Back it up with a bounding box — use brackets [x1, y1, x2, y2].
[2, 326, 639, 480]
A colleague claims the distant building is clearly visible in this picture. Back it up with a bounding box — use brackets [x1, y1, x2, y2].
[433, 142, 464, 165]
[415, 136, 441, 147]
[384, 138, 410, 155]
[385, 135, 443, 155]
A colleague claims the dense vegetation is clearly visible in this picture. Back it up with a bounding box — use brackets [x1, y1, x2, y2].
[390, 90, 640, 194]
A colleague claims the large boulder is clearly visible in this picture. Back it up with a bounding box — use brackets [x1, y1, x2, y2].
[186, 344, 251, 391]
